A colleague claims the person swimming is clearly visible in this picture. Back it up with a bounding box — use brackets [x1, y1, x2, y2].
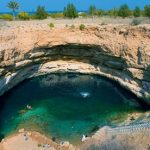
[26, 105, 32, 110]
[80, 92, 90, 98]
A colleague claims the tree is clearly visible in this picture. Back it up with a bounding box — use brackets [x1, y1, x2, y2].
[133, 6, 141, 17]
[144, 5, 150, 17]
[118, 4, 130, 18]
[88, 5, 97, 18]
[18, 12, 30, 20]
[63, 3, 78, 18]
[63, 7, 67, 17]
[7, 1, 19, 20]
[108, 8, 118, 17]
[35, 6, 48, 19]
[97, 9, 105, 16]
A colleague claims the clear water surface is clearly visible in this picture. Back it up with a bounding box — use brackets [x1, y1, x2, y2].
[0, 73, 144, 144]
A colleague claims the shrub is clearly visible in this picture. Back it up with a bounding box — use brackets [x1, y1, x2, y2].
[18, 12, 30, 20]
[0, 15, 3, 19]
[146, 94, 150, 100]
[35, 6, 48, 19]
[79, 24, 85, 30]
[131, 19, 141, 26]
[48, 23, 54, 28]
[133, 6, 141, 17]
[1, 14, 13, 21]
[37, 144, 42, 147]
[108, 8, 119, 17]
[88, 5, 97, 17]
[30, 14, 37, 20]
[144, 5, 150, 17]
[118, 4, 131, 18]
[70, 24, 75, 29]
[49, 13, 64, 18]
[97, 9, 105, 16]
[63, 3, 78, 18]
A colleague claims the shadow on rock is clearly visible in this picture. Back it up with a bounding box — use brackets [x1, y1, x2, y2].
[0, 133, 4, 142]
[142, 64, 150, 106]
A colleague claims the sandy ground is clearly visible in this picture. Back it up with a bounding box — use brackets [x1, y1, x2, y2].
[0, 17, 150, 28]
[0, 131, 76, 150]
[1, 126, 150, 150]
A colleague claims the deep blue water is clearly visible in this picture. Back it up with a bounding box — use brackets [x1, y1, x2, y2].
[0, 73, 145, 144]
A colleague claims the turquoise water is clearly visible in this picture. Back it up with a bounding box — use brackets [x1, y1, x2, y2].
[0, 74, 144, 143]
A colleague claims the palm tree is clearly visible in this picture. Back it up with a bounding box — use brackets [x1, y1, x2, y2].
[7, 1, 19, 20]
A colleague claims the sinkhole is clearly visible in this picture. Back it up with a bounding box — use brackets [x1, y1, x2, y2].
[0, 73, 148, 144]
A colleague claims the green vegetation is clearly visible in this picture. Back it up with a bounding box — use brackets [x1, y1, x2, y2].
[2, 1, 150, 21]
[49, 13, 63, 18]
[88, 5, 97, 17]
[146, 94, 150, 100]
[108, 8, 119, 17]
[18, 12, 30, 20]
[0, 14, 13, 21]
[48, 23, 54, 28]
[37, 144, 42, 147]
[63, 3, 78, 18]
[97, 9, 105, 16]
[7, 1, 19, 20]
[35, 6, 48, 19]
[118, 4, 131, 18]
[131, 19, 141, 26]
[79, 24, 85, 30]
[133, 6, 141, 17]
[144, 5, 150, 17]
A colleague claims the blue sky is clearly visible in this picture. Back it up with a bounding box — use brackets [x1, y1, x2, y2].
[0, 0, 150, 12]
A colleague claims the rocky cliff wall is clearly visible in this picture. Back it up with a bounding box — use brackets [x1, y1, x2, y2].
[0, 24, 150, 104]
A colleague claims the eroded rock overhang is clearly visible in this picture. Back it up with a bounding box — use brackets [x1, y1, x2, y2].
[0, 25, 150, 104]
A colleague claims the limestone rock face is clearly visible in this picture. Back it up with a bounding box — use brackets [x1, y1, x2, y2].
[0, 24, 150, 104]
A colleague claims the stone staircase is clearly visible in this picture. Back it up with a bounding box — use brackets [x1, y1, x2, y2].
[93, 122, 150, 139]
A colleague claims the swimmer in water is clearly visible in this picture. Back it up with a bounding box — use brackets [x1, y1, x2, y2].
[26, 105, 32, 110]
[80, 92, 90, 98]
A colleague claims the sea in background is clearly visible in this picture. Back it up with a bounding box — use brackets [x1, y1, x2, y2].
[0, 10, 87, 15]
